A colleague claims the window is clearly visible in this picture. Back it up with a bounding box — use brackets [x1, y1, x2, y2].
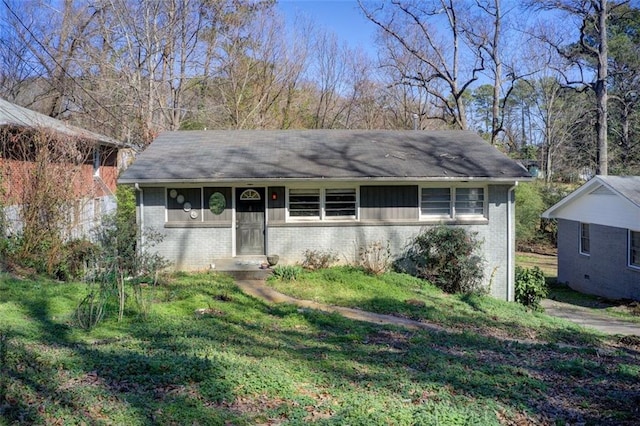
[93, 148, 101, 176]
[455, 187, 485, 215]
[240, 189, 261, 200]
[325, 188, 356, 217]
[288, 188, 357, 220]
[421, 188, 451, 216]
[289, 189, 320, 217]
[580, 223, 590, 255]
[208, 192, 226, 215]
[420, 186, 485, 219]
[630, 230, 640, 268]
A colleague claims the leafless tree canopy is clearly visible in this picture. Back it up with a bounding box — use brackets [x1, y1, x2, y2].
[1, 0, 639, 176]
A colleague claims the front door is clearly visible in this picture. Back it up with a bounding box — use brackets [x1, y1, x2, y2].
[236, 188, 265, 255]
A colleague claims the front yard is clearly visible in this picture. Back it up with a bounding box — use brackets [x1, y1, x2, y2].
[1, 269, 639, 425]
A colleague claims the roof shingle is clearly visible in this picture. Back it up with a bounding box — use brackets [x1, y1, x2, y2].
[119, 130, 531, 183]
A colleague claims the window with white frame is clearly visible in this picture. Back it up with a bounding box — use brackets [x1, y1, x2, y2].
[630, 230, 640, 268]
[420, 186, 486, 219]
[580, 223, 590, 255]
[325, 188, 356, 217]
[421, 188, 451, 217]
[455, 187, 485, 215]
[288, 188, 357, 220]
[289, 189, 320, 218]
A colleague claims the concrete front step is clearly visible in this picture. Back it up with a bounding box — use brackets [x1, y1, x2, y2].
[212, 256, 274, 280]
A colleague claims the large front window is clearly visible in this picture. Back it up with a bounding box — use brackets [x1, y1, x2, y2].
[288, 188, 357, 220]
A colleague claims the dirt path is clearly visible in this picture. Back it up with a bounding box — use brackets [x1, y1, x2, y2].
[237, 279, 639, 338]
[235, 279, 448, 333]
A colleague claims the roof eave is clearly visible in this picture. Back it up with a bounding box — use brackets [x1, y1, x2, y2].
[542, 176, 604, 219]
[118, 176, 533, 185]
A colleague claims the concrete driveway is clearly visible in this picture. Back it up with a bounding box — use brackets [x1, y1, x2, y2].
[541, 299, 640, 336]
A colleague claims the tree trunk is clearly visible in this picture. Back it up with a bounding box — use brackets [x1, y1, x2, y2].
[595, 0, 608, 175]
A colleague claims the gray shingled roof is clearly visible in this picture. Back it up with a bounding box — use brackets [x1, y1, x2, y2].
[0, 97, 124, 147]
[599, 176, 640, 208]
[119, 130, 531, 184]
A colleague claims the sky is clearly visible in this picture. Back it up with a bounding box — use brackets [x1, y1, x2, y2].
[277, 0, 378, 52]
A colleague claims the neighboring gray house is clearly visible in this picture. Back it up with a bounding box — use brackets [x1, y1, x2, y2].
[542, 176, 640, 301]
[118, 130, 531, 300]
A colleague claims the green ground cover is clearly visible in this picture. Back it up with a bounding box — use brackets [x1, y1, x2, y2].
[1, 270, 639, 425]
[268, 266, 596, 345]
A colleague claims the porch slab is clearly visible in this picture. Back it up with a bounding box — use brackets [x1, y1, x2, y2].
[212, 256, 273, 280]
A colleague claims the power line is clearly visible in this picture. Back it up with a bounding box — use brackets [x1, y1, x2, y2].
[1, 0, 130, 138]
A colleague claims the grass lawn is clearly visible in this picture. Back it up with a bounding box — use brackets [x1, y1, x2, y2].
[1, 270, 639, 425]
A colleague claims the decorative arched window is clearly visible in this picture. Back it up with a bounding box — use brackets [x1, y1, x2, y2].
[240, 189, 261, 201]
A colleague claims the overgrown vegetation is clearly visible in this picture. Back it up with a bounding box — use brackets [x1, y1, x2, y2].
[515, 266, 548, 311]
[76, 185, 168, 328]
[0, 127, 95, 277]
[2, 271, 638, 424]
[301, 249, 338, 270]
[272, 264, 304, 281]
[515, 181, 573, 251]
[354, 240, 391, 275]
[397, 226, 485, 295]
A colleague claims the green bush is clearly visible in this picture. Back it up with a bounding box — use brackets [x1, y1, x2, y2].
[402, 225, 485, 295]
[515, 266, 547, 310]
[272, 265, 304, 281]
[57, 239, 98, 281]
[515, 182, 545, 246]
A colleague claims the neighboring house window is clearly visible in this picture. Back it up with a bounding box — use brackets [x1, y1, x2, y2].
[420, 186, 486, 219]
[289, 189, 320, 218]
[93, 147, 101, 176]
[580, 223, 590, 255]
[325, 188, 356, 217]
[630, 230, 640, 268]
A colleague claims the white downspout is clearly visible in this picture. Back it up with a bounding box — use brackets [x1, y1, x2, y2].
[507, 182, 518, 302]
[134, 183, 144, 253]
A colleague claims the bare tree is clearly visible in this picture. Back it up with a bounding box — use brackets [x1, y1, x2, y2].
[216, 5, 307, 129]
[359, 0, 485, 129]
[530, 0, 630, 175]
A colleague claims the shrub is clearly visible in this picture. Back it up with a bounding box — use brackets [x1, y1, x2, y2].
[354, 241, 391, 275]
[56, 239, 98, 281]
[402, 225, 485, 295]
[301, 249, 338, 270]
[515, 182, 545, 247]
[515, 266, 547, 310]
[272, 265, 304, 281]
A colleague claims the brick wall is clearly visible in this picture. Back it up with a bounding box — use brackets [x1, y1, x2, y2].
[140, 184, 515, 300]
[558, 219, 640, 300]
